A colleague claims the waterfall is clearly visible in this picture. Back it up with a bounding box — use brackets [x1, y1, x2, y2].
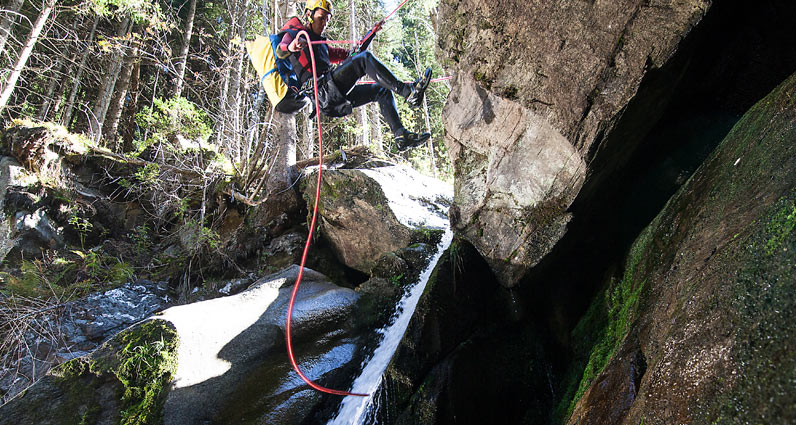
[328, 165, 453, 424]
[328, 228, 452, 424]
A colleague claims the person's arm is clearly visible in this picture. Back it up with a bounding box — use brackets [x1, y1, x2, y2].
[358, 20, 383, 52]
[277, 31, 307, 59]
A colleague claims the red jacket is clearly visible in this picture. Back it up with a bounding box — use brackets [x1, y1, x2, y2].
[277, 17, 348, 84]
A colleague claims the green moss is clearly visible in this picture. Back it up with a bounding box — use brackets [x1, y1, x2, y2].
[113, 320, 179, 425]
[51, 357, 90, 380]
[700, 192, 796, 422]
[764, 200, 796, 256]
[553, 227, 652, 421]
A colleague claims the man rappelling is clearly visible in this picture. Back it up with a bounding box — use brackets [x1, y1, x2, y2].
[275, 0, 433, 151]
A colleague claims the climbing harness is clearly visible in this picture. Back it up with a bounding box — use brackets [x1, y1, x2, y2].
[284, 0, 447, 397]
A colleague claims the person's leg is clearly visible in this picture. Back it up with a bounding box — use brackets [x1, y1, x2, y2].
[346, 84, 404, 137]
[345, 84, 430, 151]
[332, 52, 412, 98]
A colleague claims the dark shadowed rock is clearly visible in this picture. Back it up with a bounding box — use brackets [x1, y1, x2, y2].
[564, 71, 796, 424]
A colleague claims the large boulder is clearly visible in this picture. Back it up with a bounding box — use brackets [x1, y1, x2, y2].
[563, 71, 796, 424]
[161, 265, 360, 424]
[0, 319, 179, 425]
[302, 162, 451, 274]
[0, 266, 363, 425]
[438, 0, 712, 286]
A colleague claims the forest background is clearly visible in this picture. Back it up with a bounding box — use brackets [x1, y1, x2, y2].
[0, 0, 450, 182]
[0, 0, 449, 363]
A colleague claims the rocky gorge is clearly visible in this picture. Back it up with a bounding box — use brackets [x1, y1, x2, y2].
[0, 0, 795, 424]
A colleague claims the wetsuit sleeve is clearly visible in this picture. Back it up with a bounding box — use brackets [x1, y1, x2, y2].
[276, 32, 293, 59]
[329, 46, 349, 64]
[358, 28, 377, 52]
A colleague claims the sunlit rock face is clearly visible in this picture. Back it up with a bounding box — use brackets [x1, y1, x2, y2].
[302, 163, 451, 275]
[438, 0, 710, 286]
[160, 265, 359, 425]
[446, 76, 586, 286]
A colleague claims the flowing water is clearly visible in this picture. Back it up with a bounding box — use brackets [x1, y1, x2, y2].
[328, 165, 453, 424]
[328, 229, 452, 424]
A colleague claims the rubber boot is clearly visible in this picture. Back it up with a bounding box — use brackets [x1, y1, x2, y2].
[406, 67, 432, 108]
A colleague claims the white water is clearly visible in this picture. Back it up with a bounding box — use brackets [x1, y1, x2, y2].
[328, 228, 452, 424]
[328, 165, 453, 425]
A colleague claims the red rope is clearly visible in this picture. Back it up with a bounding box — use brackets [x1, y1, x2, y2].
[285, 29, 368, 398]
[285, 0, 420, 398]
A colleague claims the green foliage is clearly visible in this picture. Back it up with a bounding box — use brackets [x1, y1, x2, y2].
[181, 219, 221, 253]
[134, 97, 212, 153]
[68, 213, 94, 249]
[134, 163, 161, 185]
[131, 225, 152, 256]
[88, 0, 166, 26]
[0, 249, 134, 300]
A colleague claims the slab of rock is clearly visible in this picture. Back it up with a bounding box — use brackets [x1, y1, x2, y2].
[437, 0, 711, 286]
[161, 265, 360, 425]
[302, 163, 451, 274]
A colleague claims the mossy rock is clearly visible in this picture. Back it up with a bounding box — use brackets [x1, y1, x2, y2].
[561, 72, 796, 424]
[0, 319, 179, 425]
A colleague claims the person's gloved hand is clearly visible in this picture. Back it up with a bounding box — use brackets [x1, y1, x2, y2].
[289, 37, 307, 52]
[372, 19, 385, 33]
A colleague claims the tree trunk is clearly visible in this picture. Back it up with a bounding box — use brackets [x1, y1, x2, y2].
[272, 0, 278, 32]
[267, 111, 297, 194]
[303, 108, 314, 159]
[104, 34, 141, 145]
[173, 0, 197, 98]
[36, 53, 65, 121]
[221, 0, 247, 160]
[422, 95, 436, 177]
[0, 0, 24, 63]
[61, 14, 99, 128]
[0, 0, 55, 113]
[48, 51, 77, 121]
[349, 0, 369, 146]
[37, 16, 79, 121]
[122, 59, 140, 151]
[369, 103, 383, 153]
[90, 17, 130, 143]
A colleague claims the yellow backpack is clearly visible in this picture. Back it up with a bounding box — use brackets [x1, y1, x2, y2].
[245, 35, 301, 111]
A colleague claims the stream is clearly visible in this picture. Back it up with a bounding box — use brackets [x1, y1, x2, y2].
[328, 165, 453, 424]
[328, 229, 452, 424]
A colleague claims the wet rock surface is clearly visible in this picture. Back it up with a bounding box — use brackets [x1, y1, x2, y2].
[0, 280, 170, 404]
[161, 265, 360, 425]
